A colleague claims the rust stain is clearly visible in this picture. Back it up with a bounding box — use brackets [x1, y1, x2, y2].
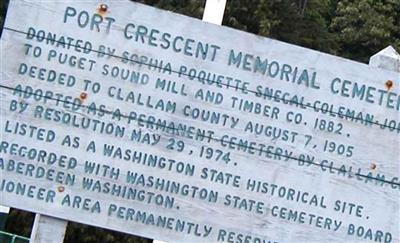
[97, 4, 108, 15]
[385, 80, 393, 90]
[58, 186, 65, 193]
[80, 92, 88, 100]
[370, 163, 377, 170]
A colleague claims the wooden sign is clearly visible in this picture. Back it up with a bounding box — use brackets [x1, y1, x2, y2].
[1, 1, 399, 242]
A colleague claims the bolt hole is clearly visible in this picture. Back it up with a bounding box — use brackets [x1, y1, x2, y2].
[98, 4, 108, 13]
[80, 92, 88, 100]
[385, 80, 393, 90]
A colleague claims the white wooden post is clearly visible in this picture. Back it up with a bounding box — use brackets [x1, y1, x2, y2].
[153, 2, 227, 243]
[0, 205, 10, 230]
[30, 214, 68, 243]
[202, 0, 227, 25]
[369, 45, 400, 72]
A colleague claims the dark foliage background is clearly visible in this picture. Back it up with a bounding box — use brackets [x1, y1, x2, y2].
[131, 0, 400, 63]
[0, 0, 399, 242]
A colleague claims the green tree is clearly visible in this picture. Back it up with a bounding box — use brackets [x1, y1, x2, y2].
[0, 0, 9, 36]
[223, 0, 264, 34]
[134, 0, 205, 19]
[223, 0, 339, 54]
[330, 0, 400, 62]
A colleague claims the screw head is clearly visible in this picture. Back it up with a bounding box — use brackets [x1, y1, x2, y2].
[99, 4, 108, 13]
[385, 80, 393, 90]
[80, 92, 88, 100]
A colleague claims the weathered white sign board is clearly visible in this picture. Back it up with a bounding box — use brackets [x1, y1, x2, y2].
[0, 1, 399, 242]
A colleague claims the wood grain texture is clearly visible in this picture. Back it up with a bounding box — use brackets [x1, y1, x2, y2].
[0, 1, 399, 242]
